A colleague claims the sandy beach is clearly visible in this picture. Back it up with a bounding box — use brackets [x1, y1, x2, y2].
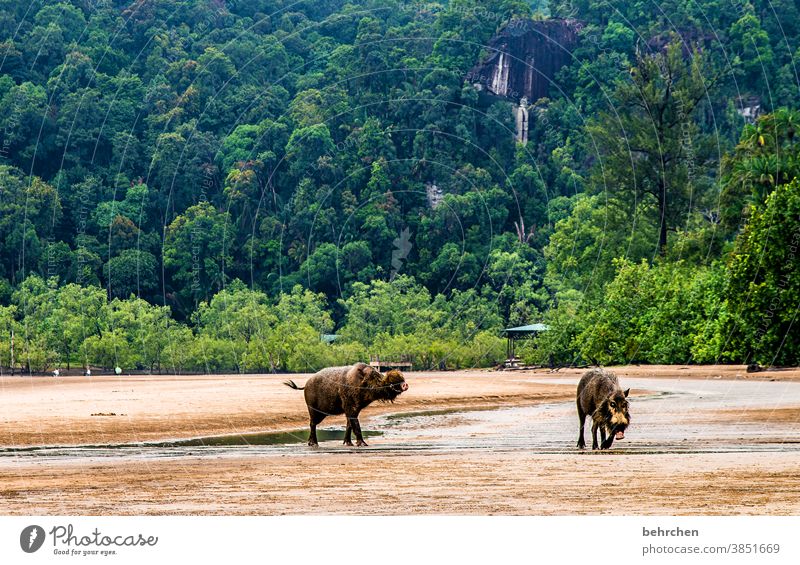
[0, 369, 572, 446]
[1, 365, 799, 515]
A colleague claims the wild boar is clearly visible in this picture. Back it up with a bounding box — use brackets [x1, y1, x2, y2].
[284, 363, 408, 447]
[576, 368, 630, 450]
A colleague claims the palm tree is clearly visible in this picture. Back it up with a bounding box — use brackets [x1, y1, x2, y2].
[721, 108, 800, 227]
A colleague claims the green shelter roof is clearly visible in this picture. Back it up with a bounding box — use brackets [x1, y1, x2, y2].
[502, 324, 550, 336]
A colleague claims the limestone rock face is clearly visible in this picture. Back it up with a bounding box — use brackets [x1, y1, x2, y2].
[470, 18, 582, 103]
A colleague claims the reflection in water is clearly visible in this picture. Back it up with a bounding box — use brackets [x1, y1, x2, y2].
[152, 428, 381, 447]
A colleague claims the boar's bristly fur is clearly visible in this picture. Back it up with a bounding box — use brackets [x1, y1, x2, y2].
[576, 368, 630, 450]
[284, 363, 408, 447]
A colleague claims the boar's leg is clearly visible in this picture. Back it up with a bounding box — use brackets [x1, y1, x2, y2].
[577, 406, 587, 449]
[591, 421, 600, 450]
[599, 426, 607, 447]
[347, 413, 368, 447]
[308, 409, 325, 447]
[354, 420, 368, 447]
[600, 427, 615, 450]
[343, 421, 353, 446]
[308, 420, 318, 447]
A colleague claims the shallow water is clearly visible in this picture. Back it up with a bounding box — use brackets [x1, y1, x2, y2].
[152, 428, 382, 447]
[0, 427, 380, 459]
[2, 377, 799, 461]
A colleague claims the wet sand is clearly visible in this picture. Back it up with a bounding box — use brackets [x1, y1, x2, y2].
[0, 370, 571, 446]
[3, 451, 796, 515]
[549, 364, 800, 382]
[1, 365, 799, 515]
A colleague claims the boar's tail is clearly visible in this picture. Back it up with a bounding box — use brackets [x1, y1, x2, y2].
[283, 380, 304, 390]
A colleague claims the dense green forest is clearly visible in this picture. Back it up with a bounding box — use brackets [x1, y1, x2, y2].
[0, 0, 798, 372]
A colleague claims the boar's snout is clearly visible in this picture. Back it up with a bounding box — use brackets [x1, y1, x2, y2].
[383, 369, 408, 397]
[389, 380, 408, 395]
[608, 393, 630, 440]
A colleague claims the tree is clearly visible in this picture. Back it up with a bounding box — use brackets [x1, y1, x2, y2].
[544, 193, 656, 292]
[104, 249, 158, 300]
[721, 108, 800, 230]
[297, 243, 342, 297]
[0, 305, 18, 369]
[81, 329, 137, 370]
[0, 81, 53, 172]
[11, 276, 58, 371]
[93, 183, 152, 229]
[0, 166, 62, 282]
[262, 286, 335, 372]
[285, 123, 335, 179]
[275, 285, 333, 336]
[192, 280, 275, 371]
[728, 9, 774, 91]
[107, 297, 181, 373]
[49, 284, 107, 369]
[720, 179, 800, 365]
[339, 275, 435, 345]
[586, 41, 714, 254]
[163, 202, 233, 314]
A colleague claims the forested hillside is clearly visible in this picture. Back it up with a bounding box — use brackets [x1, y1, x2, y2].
[0, 0, 798, 372]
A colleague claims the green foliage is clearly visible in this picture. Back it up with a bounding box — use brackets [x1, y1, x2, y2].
[531, 261, 728, 366]
[0, 1, 797, 369]
[0, 166, 62, 282]
[107, 297, 178, 372]
[522, 289, 585, 366]
[81, 330, 137, 371]
[544, 193, 657, 293]
[105, 250, 158, 299]
[0, 304, 18, 367]
[163, 202, 233, 312]
[585, 42, 716, 255]
[573, 260, 721, 365]
[93, 183, 151, 229]
[721, 109, 800, 230]
[338, 275, 435, 344]
[718, 180, 800, 365]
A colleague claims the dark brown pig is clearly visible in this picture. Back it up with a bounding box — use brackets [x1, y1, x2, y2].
[576, 368, 630, 450]
[284, 363, 408, 447]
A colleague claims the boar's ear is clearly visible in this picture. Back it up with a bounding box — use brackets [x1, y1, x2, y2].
[383, 369, 401, 382]
[361, 365, 381, 386]
[624, 388, 630, 397]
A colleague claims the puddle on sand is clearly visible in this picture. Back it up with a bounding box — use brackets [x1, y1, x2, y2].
[151, 428, 381, 447]
[384, 408, 466, 421]
[0, 427, 382, 454]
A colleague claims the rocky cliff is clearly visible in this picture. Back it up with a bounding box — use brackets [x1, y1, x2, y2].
[469, 18, 582, 103]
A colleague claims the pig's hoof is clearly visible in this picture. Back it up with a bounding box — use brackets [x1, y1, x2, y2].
[308, 441, 319, 447]
[356, 440, 368, 447]
[577, 441, 585, 449]
[343, 440, 354, 446]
